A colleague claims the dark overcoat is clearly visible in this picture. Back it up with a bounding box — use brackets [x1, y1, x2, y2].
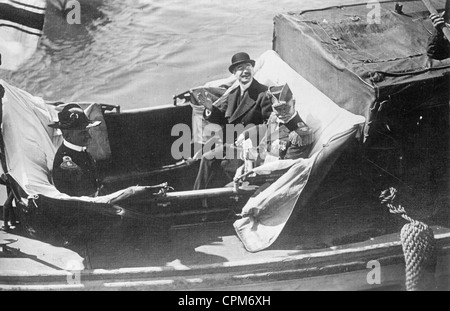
[205, 79, 272, 130]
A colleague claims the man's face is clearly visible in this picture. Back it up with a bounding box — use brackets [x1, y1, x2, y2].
[65, 129, 91, 147]
[233, 63, 254, 85]
[273, 98, 296, 123]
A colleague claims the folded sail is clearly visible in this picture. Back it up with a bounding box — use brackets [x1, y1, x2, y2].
[0, 0, 46, 71]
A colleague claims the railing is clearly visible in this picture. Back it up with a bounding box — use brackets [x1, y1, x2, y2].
[46, 101, 121, 114]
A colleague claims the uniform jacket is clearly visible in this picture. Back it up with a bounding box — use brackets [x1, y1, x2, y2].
[52, 143, 99, 197]
[261, 112, 314, 161]
[242, 112, 314, 165]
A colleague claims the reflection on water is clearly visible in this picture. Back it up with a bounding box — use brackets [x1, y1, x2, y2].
[0, 0, 362, 109]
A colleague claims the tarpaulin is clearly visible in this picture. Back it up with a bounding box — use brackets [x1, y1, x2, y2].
[273, 0, 450, 141]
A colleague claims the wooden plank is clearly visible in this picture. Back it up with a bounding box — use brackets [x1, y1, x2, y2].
[422, 0, 450, 41]
[156, 186, 259, 201]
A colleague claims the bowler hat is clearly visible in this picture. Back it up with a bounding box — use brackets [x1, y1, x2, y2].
[228, 52, 255, 73]
[268, 83, 293, 104]
[48, 104, 101, 130]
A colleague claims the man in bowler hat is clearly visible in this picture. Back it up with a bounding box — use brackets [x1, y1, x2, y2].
[193, 52, 273, 190]
[49, 104, 101, 197]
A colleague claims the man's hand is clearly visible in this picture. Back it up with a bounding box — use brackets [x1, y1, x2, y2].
[191, 89, 215, 110]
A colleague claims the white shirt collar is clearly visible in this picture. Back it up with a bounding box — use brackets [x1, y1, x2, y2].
[63, 140, 87, 152]
[239, 79, 252, 95]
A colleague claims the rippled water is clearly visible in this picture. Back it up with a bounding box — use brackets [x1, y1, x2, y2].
[1, 0, 362, 109]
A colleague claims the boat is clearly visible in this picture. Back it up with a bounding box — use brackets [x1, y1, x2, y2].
[0, 0, 449, 291]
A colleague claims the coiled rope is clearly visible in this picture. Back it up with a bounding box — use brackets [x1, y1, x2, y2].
[380, 188, 437, 291]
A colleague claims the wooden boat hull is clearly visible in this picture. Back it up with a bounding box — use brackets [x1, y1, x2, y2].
[1, 224, 449, 291]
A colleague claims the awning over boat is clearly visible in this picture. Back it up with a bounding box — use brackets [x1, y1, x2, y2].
[273, 0, 450, 140]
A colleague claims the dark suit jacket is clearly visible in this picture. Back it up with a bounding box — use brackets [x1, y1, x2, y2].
[52, 144, 99, 197]
[204, 79, 272, 129]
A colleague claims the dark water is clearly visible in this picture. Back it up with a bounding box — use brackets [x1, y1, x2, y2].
[0, 0, 362, 109]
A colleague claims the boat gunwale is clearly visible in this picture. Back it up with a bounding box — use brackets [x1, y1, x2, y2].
[1, 229, 449, 282]
[104, 103, 189, 115]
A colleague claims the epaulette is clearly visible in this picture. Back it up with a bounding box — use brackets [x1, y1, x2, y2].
[60, 156, 80, 171]
[294, 125, 314, 147]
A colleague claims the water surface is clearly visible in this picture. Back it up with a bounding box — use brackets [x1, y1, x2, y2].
[1, 0, 366, 109]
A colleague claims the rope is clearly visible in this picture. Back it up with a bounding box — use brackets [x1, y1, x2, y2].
[380, 188, 437, 291]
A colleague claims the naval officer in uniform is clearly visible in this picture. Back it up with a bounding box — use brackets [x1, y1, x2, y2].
[49, 104, 101, 197]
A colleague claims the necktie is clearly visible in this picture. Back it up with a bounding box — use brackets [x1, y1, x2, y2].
[237, 88, 247, 110]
